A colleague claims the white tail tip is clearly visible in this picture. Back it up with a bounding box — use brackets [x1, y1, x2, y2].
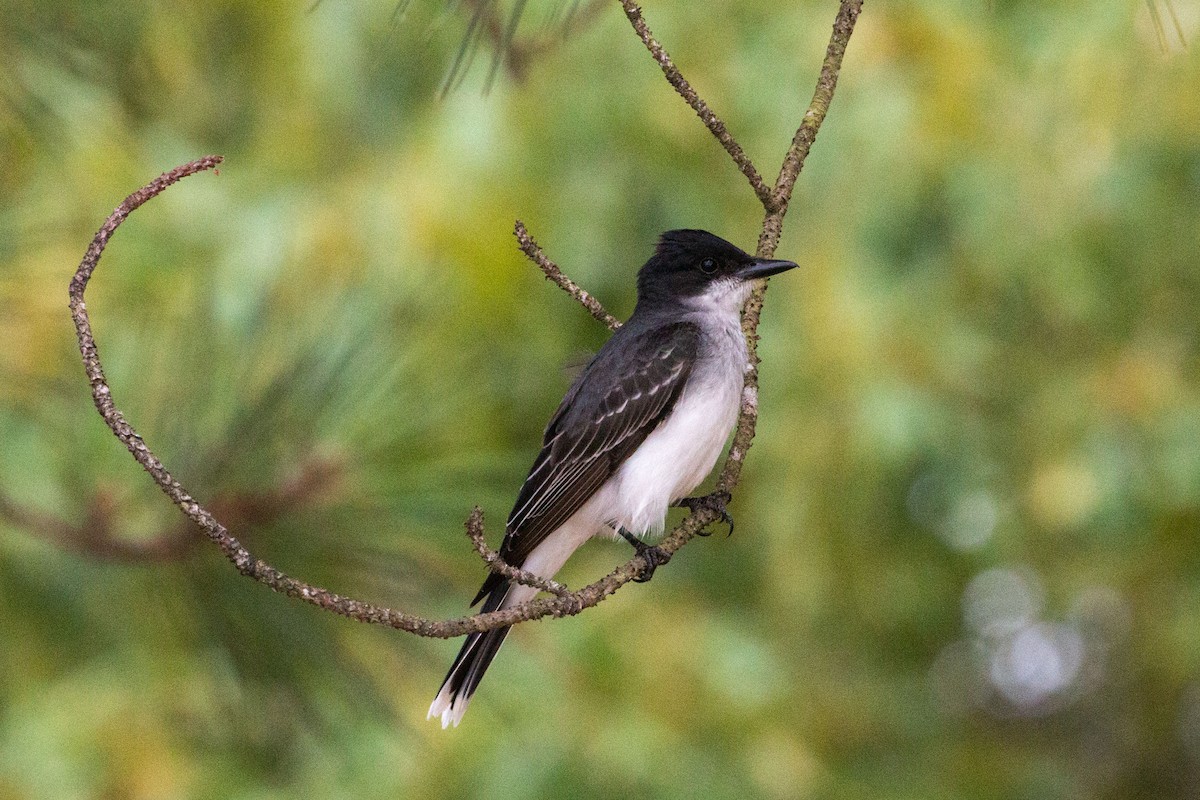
[427, 685, 471, 729]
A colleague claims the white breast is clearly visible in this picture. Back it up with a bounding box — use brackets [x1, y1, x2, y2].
[499, 325, 745, 609]
[608, 308, 747, 536]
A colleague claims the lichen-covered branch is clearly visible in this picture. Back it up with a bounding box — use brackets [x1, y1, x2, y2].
[616, 0, 772, 206]
[726, 0, 863, 499]
[69, 1, 862, 639]
[761, 0, 863, 248]
[66, 156, 674, 638]
[514, 219, 621, 331]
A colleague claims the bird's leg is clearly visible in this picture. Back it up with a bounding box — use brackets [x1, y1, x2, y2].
[674, 490, 734, 537]
[618, 527, 670, 582]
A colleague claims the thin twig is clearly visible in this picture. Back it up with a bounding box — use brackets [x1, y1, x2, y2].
[724, 1, 863, 501]
[768, 1, 863, 231]
[617, 0, 772, 206]
[514, 220, 621, 330]
[464, 507, 571, 597]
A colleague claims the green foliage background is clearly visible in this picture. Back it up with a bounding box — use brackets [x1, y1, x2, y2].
[2, 1, 1199, 797]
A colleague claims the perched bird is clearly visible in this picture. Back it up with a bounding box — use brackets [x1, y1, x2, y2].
[428, 229, 797, 728]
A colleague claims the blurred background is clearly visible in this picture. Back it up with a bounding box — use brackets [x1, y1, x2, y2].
[2, 0, 1199, 797]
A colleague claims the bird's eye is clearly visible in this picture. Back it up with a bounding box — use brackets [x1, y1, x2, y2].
[699, 257, 718, 274]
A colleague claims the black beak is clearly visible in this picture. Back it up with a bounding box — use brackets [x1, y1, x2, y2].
[736, 257, 799, 280]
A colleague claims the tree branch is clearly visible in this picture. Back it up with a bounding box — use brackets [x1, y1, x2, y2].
[514, 219, 621, 331]
[66, 156, 663, 637]
[720, 1, 863, 502]
[764, 0, 863, 242]
[69, 1, 862, 639]
[616, 0, 772, 206]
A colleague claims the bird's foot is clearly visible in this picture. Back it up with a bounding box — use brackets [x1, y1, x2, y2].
[674, 490, 734, 537]
[618, 527, 671, 582]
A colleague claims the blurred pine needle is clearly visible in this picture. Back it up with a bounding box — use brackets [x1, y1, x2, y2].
[1146, 0, 1189, 52]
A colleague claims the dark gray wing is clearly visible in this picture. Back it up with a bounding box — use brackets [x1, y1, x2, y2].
[471, 321, 700, 604]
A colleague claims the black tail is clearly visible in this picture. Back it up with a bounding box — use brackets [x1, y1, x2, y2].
[427, 580, 511, 728]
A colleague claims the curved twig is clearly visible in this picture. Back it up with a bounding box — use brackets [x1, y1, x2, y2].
[66, 157, 691, 637]
[616, 0, 863, 535]
[464, 506, 571, 597]
[69, 1, 863, 639]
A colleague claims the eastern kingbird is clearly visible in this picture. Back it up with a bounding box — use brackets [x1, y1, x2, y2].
[429, 229, 797, 728]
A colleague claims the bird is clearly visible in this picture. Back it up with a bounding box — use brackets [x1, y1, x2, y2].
[428, 229, 798, 728]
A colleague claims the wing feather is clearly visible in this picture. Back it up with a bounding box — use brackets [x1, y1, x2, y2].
[499, 321, 700, 570]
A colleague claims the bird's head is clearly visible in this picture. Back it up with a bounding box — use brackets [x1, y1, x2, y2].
[636, 229, 798, 313]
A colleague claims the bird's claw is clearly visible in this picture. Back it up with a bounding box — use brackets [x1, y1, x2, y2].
[633, 545, 670, 583]
[618, 527, 671, 582]
[675, 490, 734, 537]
